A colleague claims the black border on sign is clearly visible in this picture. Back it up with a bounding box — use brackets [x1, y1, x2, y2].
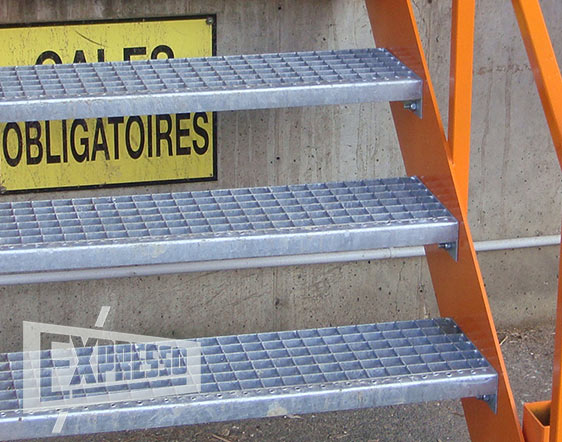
[0, 14, 218, 195]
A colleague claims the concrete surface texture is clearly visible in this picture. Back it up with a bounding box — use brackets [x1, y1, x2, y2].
[0, 0, 559, 363]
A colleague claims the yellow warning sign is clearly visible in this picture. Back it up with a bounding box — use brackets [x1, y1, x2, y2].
[0, 17, 215, 192]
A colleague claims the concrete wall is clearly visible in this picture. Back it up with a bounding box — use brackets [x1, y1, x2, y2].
[0, 0, 559, 352]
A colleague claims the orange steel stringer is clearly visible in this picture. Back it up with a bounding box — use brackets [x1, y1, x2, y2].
[365, 1, 523, 440]
[511, 1, 562, 441]
[448, 0, 475, 215]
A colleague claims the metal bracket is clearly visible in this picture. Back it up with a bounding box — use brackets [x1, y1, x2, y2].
[403, 99, 422, 118]
[439, 241, 458, 261]
[478, 394, 498, 414]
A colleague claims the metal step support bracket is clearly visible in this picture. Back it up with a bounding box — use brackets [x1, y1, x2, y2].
[439, 241, 459, 261]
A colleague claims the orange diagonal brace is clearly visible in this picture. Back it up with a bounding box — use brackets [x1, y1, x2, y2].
[448, 0, 475, 215]
[512, 0, 562, 170]
[365, 0, 523, 440]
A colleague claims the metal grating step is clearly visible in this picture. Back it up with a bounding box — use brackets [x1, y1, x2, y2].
[0, 48, 422, 121]
[0, 176, 457, 275]
[0, 318, 497, 439]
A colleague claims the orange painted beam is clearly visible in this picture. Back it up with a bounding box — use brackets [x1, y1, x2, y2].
[448, 0, 475, 215]
[511, 0, 562, 170]
[511, 2, 562, 441]
[523, 401, 551, 442]
[551, 239, 562, 442]
[365, 1, 522, 440]
[527, 241, 562, 442]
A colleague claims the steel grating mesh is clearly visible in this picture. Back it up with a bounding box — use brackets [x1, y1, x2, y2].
[0, 49, 422, 121]
[0, 177, 452, 248]
[0, 318, 496, 415]
[0, 177, 458, 273]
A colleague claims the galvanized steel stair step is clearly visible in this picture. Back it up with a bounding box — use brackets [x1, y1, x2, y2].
[0, 318, 497, 439]
[0, 48, 422, 121]
[0, 176, 458, 274]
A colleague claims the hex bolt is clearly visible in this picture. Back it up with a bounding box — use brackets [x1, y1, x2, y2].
[403, 101, 418, 112]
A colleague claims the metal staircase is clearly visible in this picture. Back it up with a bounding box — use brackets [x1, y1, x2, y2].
[0, 1, 526, 441]
[0, 48, 480, 440]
